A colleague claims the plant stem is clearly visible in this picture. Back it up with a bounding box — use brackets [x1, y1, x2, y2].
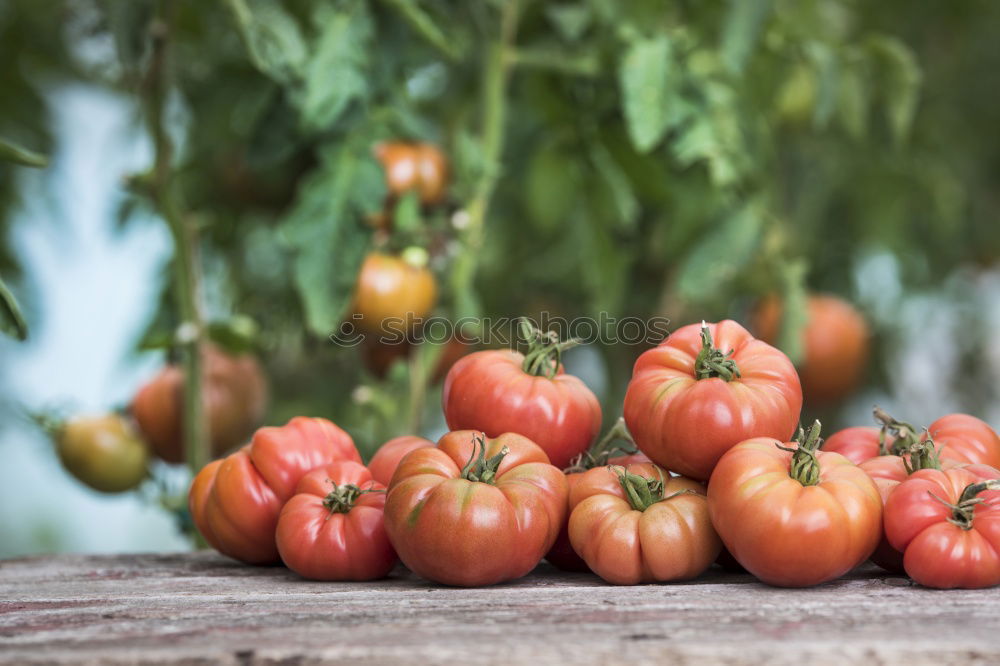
[142, 1, 210, 479]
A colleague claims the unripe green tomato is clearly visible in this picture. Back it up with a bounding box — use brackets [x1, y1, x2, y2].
[56, 414, 149, 493]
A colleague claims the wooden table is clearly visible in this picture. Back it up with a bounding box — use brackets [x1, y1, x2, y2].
[0, 552, 996, 664]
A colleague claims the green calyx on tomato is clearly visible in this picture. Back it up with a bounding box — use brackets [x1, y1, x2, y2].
[564, 417, 637, 474]
[933, 479, 1000, 530]
[322, 481, 383, 515]
[694, 321, 741, 381]
[872, 406, 943, 472]
[611, 465, 693, 511]
[459, 434, 509, 485]
[778, 420, 824, 486]
[518, 318, 582, 379]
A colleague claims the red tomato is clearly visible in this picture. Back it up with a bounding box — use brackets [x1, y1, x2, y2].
[884, 465, 1000, 588]
[367, 435, 434, 486]
[188, 417, 362, 564]
[374, 141, 449, 206]
[383, 430, 567, 586]
[624, 320, 802, 481]
[707, 422, 882, 587]
[275, 460, 396, 581]
[823, 409, 1000, 468]
[752, 294, 870, 405]
[568, 463, 721, 585]
[442, 324, 602, 469]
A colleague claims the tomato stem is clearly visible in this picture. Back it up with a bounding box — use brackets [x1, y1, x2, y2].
[460, 433, 508, 485]
[929, 480, 1000, 530]
[322, 481, 383, 515]
[564, 417, 637, 473]
[694, 322, 741, 381]
[518, 318, 582, 379]
[872, 406, 923, 456]
[778, 420, 823, 486]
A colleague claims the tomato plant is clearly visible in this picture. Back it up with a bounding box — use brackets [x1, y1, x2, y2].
[823, 407, 1000, 468]
[383, 430, 567, 587]
[624, 320, 802, 481]
[131, 344, 268, 464]
[188, 416, 362, 564]
[707, 421, 882, 587]
[374, 141, 449, 207]
[352, 253, 437, 336]
[55, 414, 148, 493]
[884, 465, 1000, 588]
[442, 321, 602, 469]
[545, 418, 649, 571]
[568, 462, 720, 585]
[367, 434, 434, 486]
[275, 460, 396, 581]
[752, 294, 870, 405]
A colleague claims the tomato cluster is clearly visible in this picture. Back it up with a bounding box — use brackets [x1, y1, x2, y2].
[185, 313, 1000, 590]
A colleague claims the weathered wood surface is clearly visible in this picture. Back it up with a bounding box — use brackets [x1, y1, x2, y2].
[0, 552, 997, 665]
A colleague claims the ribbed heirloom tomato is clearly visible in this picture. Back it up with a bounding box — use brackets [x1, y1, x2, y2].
[568, 463, 720, 585]
[708, 422, 882, 587]
[545, 418, 650, 572]
[383, 430, 567, 587]
[442, 322, 602, 469]
[823, 408, 1000, 468]
[367, 434, 434, 486]
[189, 417, 362, 564]
[624, 320, 802, 481]
[276, 460, 396, 581]
[884, 465, 1000, 589]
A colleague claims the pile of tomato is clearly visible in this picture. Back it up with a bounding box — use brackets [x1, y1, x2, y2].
[187, 318, 1000, 590]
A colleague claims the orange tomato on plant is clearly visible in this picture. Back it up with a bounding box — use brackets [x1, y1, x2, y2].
[55, 414, 149, 493]
[352, 253, 437, 336]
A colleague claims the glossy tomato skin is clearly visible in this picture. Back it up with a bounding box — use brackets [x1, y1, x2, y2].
[623, 320, 802, 481]
[353, 253, 437, 336]
[753, 294, 870, 405]
[57, 414, 149, 493]
[708, 438, 882, 587]
[568, 463, 721, 585]
[383, 430, 567, 587]
[374, 141, 449, 206]
[545, 452, 651, 572]
[188, 417, 362, 564]
[823, 415, 1000, 468]
[442, 350, 602, 469]
[884, 465, 1000, 589]
[132, 344, 268, 464]
[275, 461, 396, 581]
[367, 435, 434, 486]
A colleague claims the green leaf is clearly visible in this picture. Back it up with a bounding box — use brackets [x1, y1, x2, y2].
[806, 42, 839, 129]
[297, 2, 372, 132]
[280, 141, 382, 335]
[379, 0, 461, 61]
[206, 315, 260, 355]
[225, 0, 308, 85]
[676, 206, 762, 302]
[619, 35, 675, 153]
[392, 191, 423, 234]
[526, 142, 581, 233]
[589, 141, 638, 230]
[0, 137, 48, 168]
[0, 276, 28, 341]
[868, 35, 921, 146]
[721, 0, 773, 73]
[838, 60, 869, 140]
[546, 4, 592, 42]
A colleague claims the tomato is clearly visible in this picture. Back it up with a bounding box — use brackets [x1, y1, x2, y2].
[623, 320, 802, 481]
[707, 422, 882, 587]
[56, 414, 148, 493]
[132, 344, 268, 464]
[568, 463, 720, 585]
[367, 435, 434, 486]
[752, 294, 870, 405]
[823, 408, 1000, 468]
[384, 430, 567, 586]
[275, 460, 396, 581]
[442, 322, 602, 469]
[374, 141, 449, 206]
[188, 417, 362, 564]
[884, 465, 1000, 588]
[352, 253, 437, 336]
[544, 418, 649, 571]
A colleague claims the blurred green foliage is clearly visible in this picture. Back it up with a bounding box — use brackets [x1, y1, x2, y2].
[2, 0, 1000, 455]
